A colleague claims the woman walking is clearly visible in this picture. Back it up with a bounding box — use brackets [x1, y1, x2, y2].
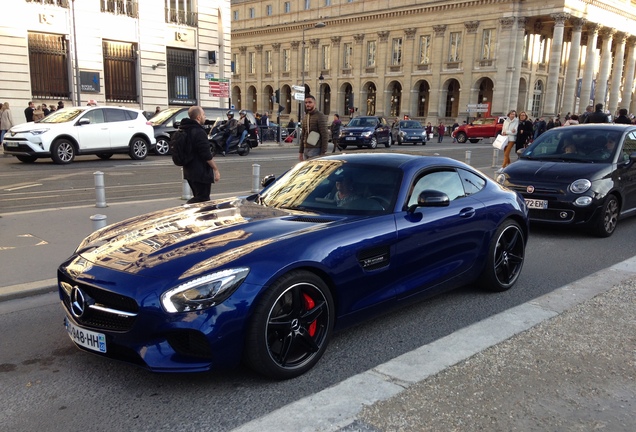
[515, 111, 533, 156]
[1, 102, 15, 145]
[501, 110, 518, 169]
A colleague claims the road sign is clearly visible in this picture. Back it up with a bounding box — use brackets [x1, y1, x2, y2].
[292, 85, 305, 92]
[209, 78, 230, 97]
[466, 104, 489, 109]
[293, 92, 305, 101]
[466, 108, 489, 113]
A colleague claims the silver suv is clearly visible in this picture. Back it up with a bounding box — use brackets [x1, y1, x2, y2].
[2, 106, 156, 164]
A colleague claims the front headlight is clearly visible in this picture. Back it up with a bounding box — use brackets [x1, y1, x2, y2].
[161, 267, 249, 313]
[361, 131, 373, 138]
[30, 129, 50, 135]
[496, 173, 506, 184]
[399, 131, 406, 138]
[569, 179, 591, 194]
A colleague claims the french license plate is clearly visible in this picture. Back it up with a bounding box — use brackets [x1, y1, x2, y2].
[345, 136, 356, 141]
[5, 141, 18, 147]
[525, 198, 548, 209]
[65, 316, 107, 353]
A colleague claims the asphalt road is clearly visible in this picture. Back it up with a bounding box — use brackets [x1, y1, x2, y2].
[2, 140, 636, 430]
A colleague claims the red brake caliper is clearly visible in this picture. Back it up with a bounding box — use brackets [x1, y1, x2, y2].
[302, 293, 317, 337]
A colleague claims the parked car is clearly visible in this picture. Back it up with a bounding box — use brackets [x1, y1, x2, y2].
[2, 106, 155, 164]
[338, 115, 392, 149]
[452, 117, 504, 143]
[260, 122, 288, 141]
[391, 120, 427, 145]
[58, 153, 528, 379]
[497, 124, 636, 237]
[149, 107, 257, 155]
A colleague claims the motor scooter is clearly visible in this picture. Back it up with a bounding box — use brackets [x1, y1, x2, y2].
[208, 121, 259, 156]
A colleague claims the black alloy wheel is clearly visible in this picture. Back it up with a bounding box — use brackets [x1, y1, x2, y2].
[594, 195, 619, 237]
[245, 270, 334, 379]
[478, 220, 525, 292]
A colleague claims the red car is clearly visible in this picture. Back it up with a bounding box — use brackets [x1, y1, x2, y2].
[452, 117, 504, 143]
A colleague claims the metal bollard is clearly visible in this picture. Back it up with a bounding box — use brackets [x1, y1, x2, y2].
[491, 148, 500, 168]
[94, 171, 107, 208]
[465, 150, 472, 165]
[181, 168, 192, 200]
[90, 214, 107, 231]
[252, 164, 261, 193]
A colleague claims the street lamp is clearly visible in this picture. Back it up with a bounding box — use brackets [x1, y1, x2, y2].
[300, 22, 326, 120]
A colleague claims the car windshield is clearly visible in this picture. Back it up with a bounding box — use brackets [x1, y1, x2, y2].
[400, 121, 422, 129]
[38, 109, 85, 124]
[148, 108, 183, 125]
[347, 118, 375, 127]
[520, 128, 622, 163]
[260, 159, 402, 216]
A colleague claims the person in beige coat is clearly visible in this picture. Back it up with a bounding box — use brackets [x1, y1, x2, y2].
[1, 102, 15, 144]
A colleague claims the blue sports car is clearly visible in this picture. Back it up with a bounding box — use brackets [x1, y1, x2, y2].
[58, 153, 528, 379]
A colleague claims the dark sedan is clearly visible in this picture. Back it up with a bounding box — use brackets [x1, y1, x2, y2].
[391, 120, 427, 145]
[58, 153, 528, 379]
[497, 124, 636, 237]
[338, 116, 392, 149]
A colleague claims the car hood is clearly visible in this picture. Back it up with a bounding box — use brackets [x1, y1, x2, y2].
[504, 159, 611, 183]
[9, 122, 58, 133]
[401, 128, 425, 134]
[71, 198, 341, 278]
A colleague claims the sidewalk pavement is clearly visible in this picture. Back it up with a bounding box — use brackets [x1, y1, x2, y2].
[2, 142, 635, 431]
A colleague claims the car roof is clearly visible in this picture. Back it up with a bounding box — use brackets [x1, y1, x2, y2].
[319, 152, 465, 171]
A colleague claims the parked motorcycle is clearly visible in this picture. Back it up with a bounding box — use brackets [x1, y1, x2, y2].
[208, 121, 259, 156]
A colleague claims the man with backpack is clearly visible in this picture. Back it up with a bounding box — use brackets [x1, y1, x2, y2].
[177, 106, 221, 203]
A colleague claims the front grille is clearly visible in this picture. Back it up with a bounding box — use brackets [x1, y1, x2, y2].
[59, 272, 138, 332]
[529, 208, 574, 222]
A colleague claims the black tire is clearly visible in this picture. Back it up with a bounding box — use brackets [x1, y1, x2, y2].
[155, 137, 170, 155]
[369, 136, 378, 149]
[244, 270, 334, 379]
[593, 195, 619, 237]
[238, 145, 250, 156]
[469, 139, 480, 143]
[339, 144, 347, 150]
[129, 136, 148, 160]
[16, 155, 37, 163]
[456, 132, 468, 143]
[478, 220, 525, 292]
[384, 135, 392, 148]
[96, 153, 113, 160]
[51, 139, 75, 164]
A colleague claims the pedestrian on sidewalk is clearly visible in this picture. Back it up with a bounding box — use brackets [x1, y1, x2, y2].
[501, 110, 518, 169]
[437, 122, 445, 143]
[1, 102, 15, 145]
[299, 95, 328, 161]
[180, 106, 221, 203]
[330, 113, 342, 153]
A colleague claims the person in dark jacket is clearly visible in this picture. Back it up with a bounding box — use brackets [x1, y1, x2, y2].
[299, 95, 328, 160]
[583, 103, 610, 123]
[533, 117, 546, 140]
[515, 111, 533, 153]
[614, 108, 631, 124]
[330, 113, 342, 153]
[180, 106, 220, 203]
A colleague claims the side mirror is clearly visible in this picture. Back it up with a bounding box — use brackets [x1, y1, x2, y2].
[407, 190, 450, 213]
[261, 174, 276, 188]
[78, 118, 91, 126]
[174, 121, 181, 128]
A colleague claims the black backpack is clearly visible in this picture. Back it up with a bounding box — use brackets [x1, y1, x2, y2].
[170, 129, 193, 166]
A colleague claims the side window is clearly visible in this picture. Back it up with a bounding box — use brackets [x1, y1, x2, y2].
[408, 170, 465, 207]
[81, 109, 105, 124]
[103, 108, 127, 123]
[124, 110, 139, 121]
[173, 110, 190, 126]
[458, 168, 486, 196]
[620, 131, 636, 161]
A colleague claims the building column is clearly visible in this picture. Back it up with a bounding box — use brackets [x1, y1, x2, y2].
[329, 36, 341, 113]
[621, 38, 636, 113]
[561, 18, 585, 116]
[461, 21, 480, 116]
[579, 24, 601, 111]
[403, 28, 417, 116]
[509, 17, 527, 111]
[595, 28, 616, 106]
[376, 31, 390, 116]
[308, 38, 320, 95]
[492, 17, 515, 116]
[543, 13, 568, 117]
[254, 44, 263, 111]
[608, 32, 627, 115]
[352, 33, 365, 116]
[429, 25, 447, 119]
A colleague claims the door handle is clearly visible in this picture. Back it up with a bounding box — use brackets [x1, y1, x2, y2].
[459, 207, 475, 218]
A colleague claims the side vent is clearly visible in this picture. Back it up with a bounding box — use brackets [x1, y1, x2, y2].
[357, 245, 390, 270]
[286, 216, 334, 223]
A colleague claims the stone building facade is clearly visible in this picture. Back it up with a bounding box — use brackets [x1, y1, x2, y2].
[0, 0, 231, 114]
[230, 0, 636, 124]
